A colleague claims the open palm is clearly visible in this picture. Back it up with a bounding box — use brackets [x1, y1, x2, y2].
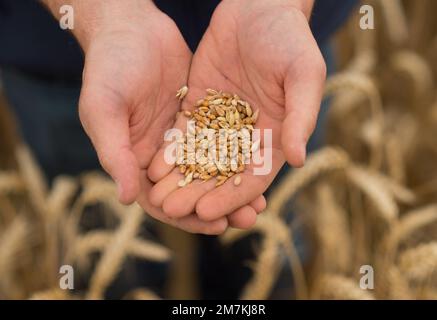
[148, 0, 326, 226]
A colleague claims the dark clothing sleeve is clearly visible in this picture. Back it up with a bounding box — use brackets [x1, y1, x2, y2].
[0, 0, 358, 80]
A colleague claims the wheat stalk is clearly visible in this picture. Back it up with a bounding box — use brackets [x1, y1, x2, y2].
[379, 0, 409, 45]
[73, 230, 171, 268]
[239, 213, 308, 300]
[381, 205, 437, 257]
[268, 147, 349, 215]
[0, 216, 30, 276]
[390, 50, 434, 106]
[345, 166, 398, 222]
[86, 204, 144, 299]
[325, 73, 384, 168]
[240, 235, 279, 300]
[313, 183, 352, 273]
[15, 145, 48, 215]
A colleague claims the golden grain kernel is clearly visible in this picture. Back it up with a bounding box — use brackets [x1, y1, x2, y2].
[206, 88, 218, 96]
[176, 89, 258, 188]
[233, 175, 242, 186]
[252, 109, 259, 122]
[211, 98, 223, 105]
[176, 86, 188, 100]
[251, 139, 261, 152]
[178, 180, 186, 187]
[216, 106, 225, 117]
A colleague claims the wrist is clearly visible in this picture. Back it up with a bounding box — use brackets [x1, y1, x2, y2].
[41, 0, 157, 51]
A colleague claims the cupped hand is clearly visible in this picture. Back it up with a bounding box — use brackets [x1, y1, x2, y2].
[77, 2, 251, 234]
[147, 0, 326, 226]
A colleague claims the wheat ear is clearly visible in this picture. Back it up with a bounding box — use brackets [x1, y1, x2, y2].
[86, 204, 144, 299]
[268, 147, 349, 215]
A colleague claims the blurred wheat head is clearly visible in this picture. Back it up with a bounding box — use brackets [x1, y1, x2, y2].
[0, 0, 437, 300]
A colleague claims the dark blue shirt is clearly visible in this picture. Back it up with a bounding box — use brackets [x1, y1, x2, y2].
[0, 0, 358, 80]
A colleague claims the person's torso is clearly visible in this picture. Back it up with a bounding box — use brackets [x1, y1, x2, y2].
[0, 0, 358, 80]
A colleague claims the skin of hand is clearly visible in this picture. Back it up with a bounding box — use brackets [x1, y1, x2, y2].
[147, 0, 326, 227]
[41, 0, 265, 234]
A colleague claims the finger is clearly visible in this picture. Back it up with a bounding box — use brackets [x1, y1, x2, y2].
[79, 85, 139, 205]
[149, 165, 217, 217]
[138, 170, 228, 235]
[148, 87, 205, 183]
[195, 150, 284, 221]
[148, 168, 184, 207]
[282, 49, 327, 167]
[249, 195, 267, 213]
[174, 214, 228, 235]
[227, 205, 257, 229]
[147, 113, 188, 183]
[161, 173, 217, 218]
[149, 166, 264, 220]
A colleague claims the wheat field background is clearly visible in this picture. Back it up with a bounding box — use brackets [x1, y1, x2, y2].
[0, 0, 436, 300]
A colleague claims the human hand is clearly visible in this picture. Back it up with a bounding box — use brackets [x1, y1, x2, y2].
[147, 0, 326, 227]
[43, 0, 244, 234]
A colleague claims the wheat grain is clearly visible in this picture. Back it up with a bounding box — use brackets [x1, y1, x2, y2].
[233, 175, 242, 186]
[176, 86, 188, 100]
[176, 89, 258, 188]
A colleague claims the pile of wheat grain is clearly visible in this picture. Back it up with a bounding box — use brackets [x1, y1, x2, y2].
[0, 0, 436, 300]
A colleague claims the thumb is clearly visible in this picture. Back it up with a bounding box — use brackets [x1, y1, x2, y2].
[282, 52, 326, 167]
[79, 87, 140, 205]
